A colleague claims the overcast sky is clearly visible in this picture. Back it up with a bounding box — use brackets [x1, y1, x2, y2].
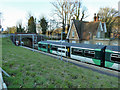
[0, 0, 119, 30]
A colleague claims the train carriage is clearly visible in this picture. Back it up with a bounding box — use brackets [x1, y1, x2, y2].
[70, 44, 105, 66]
[38, 42, 49, 52]
[38, 41, 68, 57]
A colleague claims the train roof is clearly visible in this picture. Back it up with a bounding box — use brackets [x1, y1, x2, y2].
[38, 41, 120, 52]
[38, 41, 105, 49]
[106, 45, 120, 52]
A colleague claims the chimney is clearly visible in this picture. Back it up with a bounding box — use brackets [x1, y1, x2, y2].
[94, 13, 100, 22]
[94, 13, 97, 22]
[96, 13, 100, 21]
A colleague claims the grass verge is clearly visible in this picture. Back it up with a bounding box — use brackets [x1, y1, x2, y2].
[2, 38, 119, 88]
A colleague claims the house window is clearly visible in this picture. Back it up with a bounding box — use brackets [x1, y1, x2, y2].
[72, 31, 74, 37]
[96, 42, 103, 45]
[97, 32, 100, 38]
[72, 41, 76, 43]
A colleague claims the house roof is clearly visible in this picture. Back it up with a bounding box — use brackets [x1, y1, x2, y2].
[73, 20, 83, 40]
[72, 19, 101, 40]
[83, 21, 100, 40]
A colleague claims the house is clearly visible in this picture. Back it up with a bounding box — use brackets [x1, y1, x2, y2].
[66, 13, 107, 44]
[36, 24, 42, 34]
[52, 27, 68, 36]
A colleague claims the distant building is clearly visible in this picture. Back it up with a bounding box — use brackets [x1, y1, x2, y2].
[7, 26, 17, 34]
[36, 24, 42, 34]
[1, 30, 8, 34]
[46, 26, 68, 37]
[52, 27, 68, 36]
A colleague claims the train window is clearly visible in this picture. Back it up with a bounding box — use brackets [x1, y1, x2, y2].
[42, 44, 46, 49]
[38, 44, 42, 48]
[84, 50, 95, 58]
[72, 48, 83, 56]
[111, 54, 120, 63]
[58, 50, 65, 53]
[51, 45, 58, 51]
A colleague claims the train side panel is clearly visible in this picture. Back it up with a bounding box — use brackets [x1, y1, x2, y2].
[38, 41, 120, 71]
[70, 46, 101, 65]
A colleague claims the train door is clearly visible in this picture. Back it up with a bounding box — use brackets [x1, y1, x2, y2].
[100, 46, 106, 67]
[66, 46, 70, 58]
[48, 44, 50, 53]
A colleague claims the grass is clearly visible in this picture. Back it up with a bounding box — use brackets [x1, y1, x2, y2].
[1, 37, 119, 88]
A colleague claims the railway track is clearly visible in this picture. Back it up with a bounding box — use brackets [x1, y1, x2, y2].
[21, 46, 120, 79]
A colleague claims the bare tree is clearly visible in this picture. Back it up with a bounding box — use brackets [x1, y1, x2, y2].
[51, 0, 87, 39]
[52, 0, 88, 24]
[98, 7, 118, 38]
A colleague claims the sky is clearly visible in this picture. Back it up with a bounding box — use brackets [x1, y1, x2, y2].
[0, 0, 119, 30]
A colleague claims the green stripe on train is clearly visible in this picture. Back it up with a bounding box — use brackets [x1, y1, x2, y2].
[92, 59, 101, 65]
[95, 49, 101, 51]
[105, 49, 113, 53]
[95, 49, 113, 53]
[41, 48, 48, 52]
[50, 50, 52, 53]
[38, 47, 41, 50]
[92, 59, 114, 67]
[105, 61, 114, 68]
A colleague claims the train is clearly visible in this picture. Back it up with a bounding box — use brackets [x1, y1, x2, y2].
[38, 41, 120, 71]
